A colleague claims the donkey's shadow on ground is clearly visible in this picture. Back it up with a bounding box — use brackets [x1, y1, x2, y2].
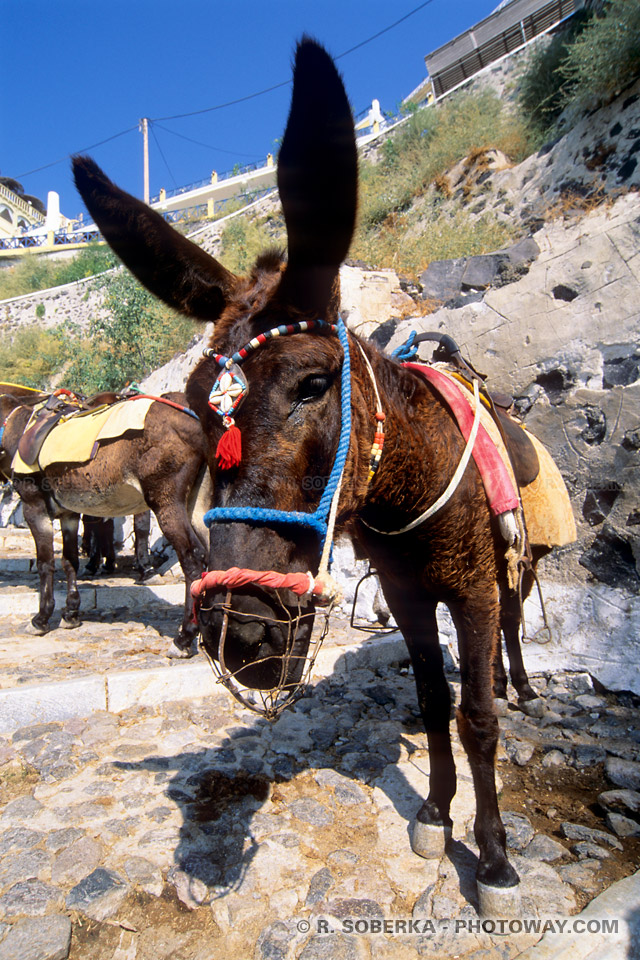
[115, 643, 481, 910]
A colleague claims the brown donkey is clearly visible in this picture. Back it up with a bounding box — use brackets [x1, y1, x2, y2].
[73, 39, 575, 912]
[0, 391, 210, 655]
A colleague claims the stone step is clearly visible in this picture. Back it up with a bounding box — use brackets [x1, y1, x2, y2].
[0, 580, 185, 616]
[0, 632, 404, 734]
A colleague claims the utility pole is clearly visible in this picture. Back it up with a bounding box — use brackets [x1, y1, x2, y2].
[140, 118, 150, 204]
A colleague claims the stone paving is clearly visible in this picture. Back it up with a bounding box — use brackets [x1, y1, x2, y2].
[0, 533, 638, 959]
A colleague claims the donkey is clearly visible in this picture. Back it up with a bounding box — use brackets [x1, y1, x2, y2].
[0, 391, 210, 655]
[72, 38, 576, 912]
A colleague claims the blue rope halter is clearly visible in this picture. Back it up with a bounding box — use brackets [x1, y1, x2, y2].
[202, 316, 352, 551]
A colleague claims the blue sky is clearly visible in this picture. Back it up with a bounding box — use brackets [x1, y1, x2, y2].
[3, 0, 500, 219]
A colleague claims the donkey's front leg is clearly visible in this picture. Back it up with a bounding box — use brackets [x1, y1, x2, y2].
[450, 590, 520, 915]
[59, 513, 81, 628]
[152, 503, 207, 658]
[380, 580, 456, 858]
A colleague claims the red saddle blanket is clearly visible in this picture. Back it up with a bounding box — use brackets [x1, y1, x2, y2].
[404, 363, 520, 517]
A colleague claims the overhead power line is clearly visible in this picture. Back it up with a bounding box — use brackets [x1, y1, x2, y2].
[149, 0, 436, 122]
[14, 0, 435, 182]
[16, 126, 138, 180]
[152, 122, 262, 161]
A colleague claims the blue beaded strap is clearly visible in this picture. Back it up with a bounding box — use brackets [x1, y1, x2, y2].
[203, 316, 351, 549]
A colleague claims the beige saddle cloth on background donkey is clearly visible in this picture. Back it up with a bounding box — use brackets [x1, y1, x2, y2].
[11, 397, 155, 475]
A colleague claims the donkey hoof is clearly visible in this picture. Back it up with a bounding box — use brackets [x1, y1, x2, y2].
[519, 697, 545, 719]
[477, 880, 521, 919]
[167, 640, 197, 659]
[24, 620, 48, 636]
[62, 617, 81, 630]
[411, 820, 451, 859]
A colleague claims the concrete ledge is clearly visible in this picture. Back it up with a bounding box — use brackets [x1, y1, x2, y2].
[0, 633, 407, 734]
[0, 583, 185, 616]
[0, 676, 106, 733]
[107, 661, 222, 713]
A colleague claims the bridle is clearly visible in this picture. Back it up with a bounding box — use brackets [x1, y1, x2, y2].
[192, 315, 360, 718]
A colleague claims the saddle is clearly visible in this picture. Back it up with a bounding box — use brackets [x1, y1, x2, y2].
[17, 393, 84, 466]
[406, 332, 540, 489]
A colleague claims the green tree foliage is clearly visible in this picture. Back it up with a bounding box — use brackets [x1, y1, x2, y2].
[518, 0, 640, 141]
[63, 271, 196, 394]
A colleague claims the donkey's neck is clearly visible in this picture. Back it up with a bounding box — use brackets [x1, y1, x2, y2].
[351, 342, 466, 530]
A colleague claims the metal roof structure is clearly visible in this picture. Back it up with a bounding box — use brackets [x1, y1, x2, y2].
[425, 0, 585, 98]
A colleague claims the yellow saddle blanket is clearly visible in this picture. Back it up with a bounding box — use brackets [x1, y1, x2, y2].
[12, 397, 155, 474]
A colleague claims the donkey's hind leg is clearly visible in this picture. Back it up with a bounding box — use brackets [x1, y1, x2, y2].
[379, 579, 456, 859]
[500, 588, 537, 705]
[450, 589, 520, 913]
[18, 490, 56, 635]
[133, 510, 154, 580]
[59, 513, 81, 628]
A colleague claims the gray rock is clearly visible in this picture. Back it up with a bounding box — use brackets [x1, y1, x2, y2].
[419, 258, 467, 302]
[605, 757, 640, 791]
[0, 850, 50, 887]
[504, 738, 535, 766]
[66, 868, 128, 921]
[461, 254, 501, 290]
[564, 674, 595, 695]
[558, 861, 602, 894]
[327, 898, 383, 919]
[502, 811, 535, 851]
[306, 868, 334, 906]
[523, 834, 568, 862]
[0, 829, 41, 856]
[0, 798, 43, 823]
[44, 828, 85, 853]
[255, 921, 296, 960]
[289, 799, 334, 827]
[561, 821, 623, 849]
[605, 812, 640, 837]
[51, 837, 102, 885]
[0, 880, 63, 918]
[572, 744, 607, 767]
[298, 933, 360, 960]
[123, 856, 164, 897]
[0, 915, 71, 960]
[598, 788, 640, 817]
[542, 749, 567, 768]
[575, 694, 606, 710]
[571, 841, 612, 860]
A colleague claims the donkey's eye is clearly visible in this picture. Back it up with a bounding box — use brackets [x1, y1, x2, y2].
[297, 374, 332, 403]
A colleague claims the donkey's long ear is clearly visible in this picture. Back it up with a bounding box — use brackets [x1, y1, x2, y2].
[72, 156, 237, 320]
[278, 38, 357, 315]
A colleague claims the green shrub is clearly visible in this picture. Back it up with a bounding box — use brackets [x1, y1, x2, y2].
[352, 89, 528, 274]
[219, 217, 275, 274]
[559, 0, 640, 109]
[517, 14, 590, 141]
[0, 325, 67, 387]
[518, 0, 640, 140]
[0, 243, 117, 301]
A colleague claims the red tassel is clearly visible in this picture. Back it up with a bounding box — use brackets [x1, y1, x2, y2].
[216, 423, 242, 470]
